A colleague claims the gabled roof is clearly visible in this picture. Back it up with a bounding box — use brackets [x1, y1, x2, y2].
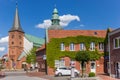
[36, 44, 45, 52]
[25, 34, 45, 47]
[48, 30, 107, 41]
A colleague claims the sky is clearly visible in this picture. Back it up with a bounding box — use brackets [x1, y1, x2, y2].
[0, 0, 120, 56]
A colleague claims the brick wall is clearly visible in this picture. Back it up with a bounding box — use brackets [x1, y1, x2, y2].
[8, 31, 24, 69]
[109, 31, 120, 76]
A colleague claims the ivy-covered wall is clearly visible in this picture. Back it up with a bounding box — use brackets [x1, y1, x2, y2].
[46, 36, 105, 68]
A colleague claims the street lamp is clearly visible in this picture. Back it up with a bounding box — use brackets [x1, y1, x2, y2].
[43, 54, 47, 74]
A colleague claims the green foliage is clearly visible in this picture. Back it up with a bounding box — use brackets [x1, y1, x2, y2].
[104, 28, 111, 45]
[75, 51, 90, 62]
[89, 72, 96, 77]
[47, 35, 105, 68]
[26, 47, 37, 64]
[75, 51, 101, 77]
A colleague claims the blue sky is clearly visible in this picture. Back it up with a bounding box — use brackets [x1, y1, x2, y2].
[0, 0, 120, 56]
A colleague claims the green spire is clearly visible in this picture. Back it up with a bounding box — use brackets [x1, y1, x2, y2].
[51, 8, 60, 25]
[48, 8, 63, 30]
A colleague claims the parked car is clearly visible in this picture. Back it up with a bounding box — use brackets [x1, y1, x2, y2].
[55, 67, 80, 77]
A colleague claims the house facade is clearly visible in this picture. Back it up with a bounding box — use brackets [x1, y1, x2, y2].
[36, 8, 107, 75]
[108, 28, 120, 78]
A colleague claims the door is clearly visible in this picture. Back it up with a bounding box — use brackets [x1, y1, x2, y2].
[116, 62, 120, 78]
[90, 61, 96, 73]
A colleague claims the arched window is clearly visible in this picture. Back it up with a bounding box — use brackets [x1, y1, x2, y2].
[90, 42, 95, 51]
[70, 43, 75, 51]
[80, 43, 85, 51]
[60, 43, 65, 51]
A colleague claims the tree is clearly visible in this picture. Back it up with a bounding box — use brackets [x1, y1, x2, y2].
[75, 51, 90, 77]
[26, 47, 37, 64]
[75, 50, 101, 77]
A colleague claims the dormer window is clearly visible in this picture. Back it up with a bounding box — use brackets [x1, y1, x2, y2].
[94, 32, 97, 35]
[70, 43, 75, 51]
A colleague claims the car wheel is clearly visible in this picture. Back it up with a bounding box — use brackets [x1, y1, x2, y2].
[74, 72, 79, 77]
[58, 73, 62, 76]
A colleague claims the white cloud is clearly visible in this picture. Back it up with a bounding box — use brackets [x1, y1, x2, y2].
[0, 36, 8, 43]
[36, 14, 80, 29]
[0, 36, 8, 56]
[36, 19, 51, 29]
[0, 47, 5, 52]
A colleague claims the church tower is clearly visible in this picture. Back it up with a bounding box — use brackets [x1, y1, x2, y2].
[48, 8, 62, 30]
[8, 3, 24, 69]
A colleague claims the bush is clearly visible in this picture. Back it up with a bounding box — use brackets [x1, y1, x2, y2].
[89, 72, 95, 77]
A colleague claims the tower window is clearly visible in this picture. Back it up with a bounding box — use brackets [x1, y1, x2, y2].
[20, 42, 22, 45]
[12, 35, 14, 38]
[11, 42, 14, 44]
[19, 35, 21, 39]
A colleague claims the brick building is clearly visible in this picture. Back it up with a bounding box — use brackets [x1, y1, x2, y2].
[36, 8, 107, 75]
[108, 28, 120, 78]
[7, 4, 44, 69]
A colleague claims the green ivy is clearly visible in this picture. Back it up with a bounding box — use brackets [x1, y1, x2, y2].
[46, 35, 105, 68]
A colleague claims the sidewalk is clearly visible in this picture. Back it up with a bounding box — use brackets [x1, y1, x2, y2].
[97, 74, 120, 80]
[26, 71, 46, 77]
[27, 72, 120, 80]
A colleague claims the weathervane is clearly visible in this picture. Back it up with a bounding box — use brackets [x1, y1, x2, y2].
[16, 0, 18, 8]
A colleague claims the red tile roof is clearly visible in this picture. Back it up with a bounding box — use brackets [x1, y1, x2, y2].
[36, 44, 45, 52]
[48, 30, 107, 41]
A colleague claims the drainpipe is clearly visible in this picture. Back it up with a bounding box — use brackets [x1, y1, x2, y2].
[108, 34, 111, 77]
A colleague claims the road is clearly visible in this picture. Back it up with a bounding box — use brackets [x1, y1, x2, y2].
[0, 71, 47, 80]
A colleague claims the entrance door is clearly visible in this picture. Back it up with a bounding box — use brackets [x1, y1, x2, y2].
[116, 62, 120, 78]
[90, 61, 96, 73]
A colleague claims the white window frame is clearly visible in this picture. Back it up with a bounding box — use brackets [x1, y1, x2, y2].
[99, 42, 104, 51]
[90, 42, 95, 51]
[60, 43, 65, 51]
[55, 60, 59, 68]
[70, 43, 75, 51]
[55, 59, 65, 68]
[114, 37, 120, 49]
[80, 43, 84, 51]
[59, 59, 65, 67]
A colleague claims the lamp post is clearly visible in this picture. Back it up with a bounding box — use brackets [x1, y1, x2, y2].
[43, 54, 47, 74]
